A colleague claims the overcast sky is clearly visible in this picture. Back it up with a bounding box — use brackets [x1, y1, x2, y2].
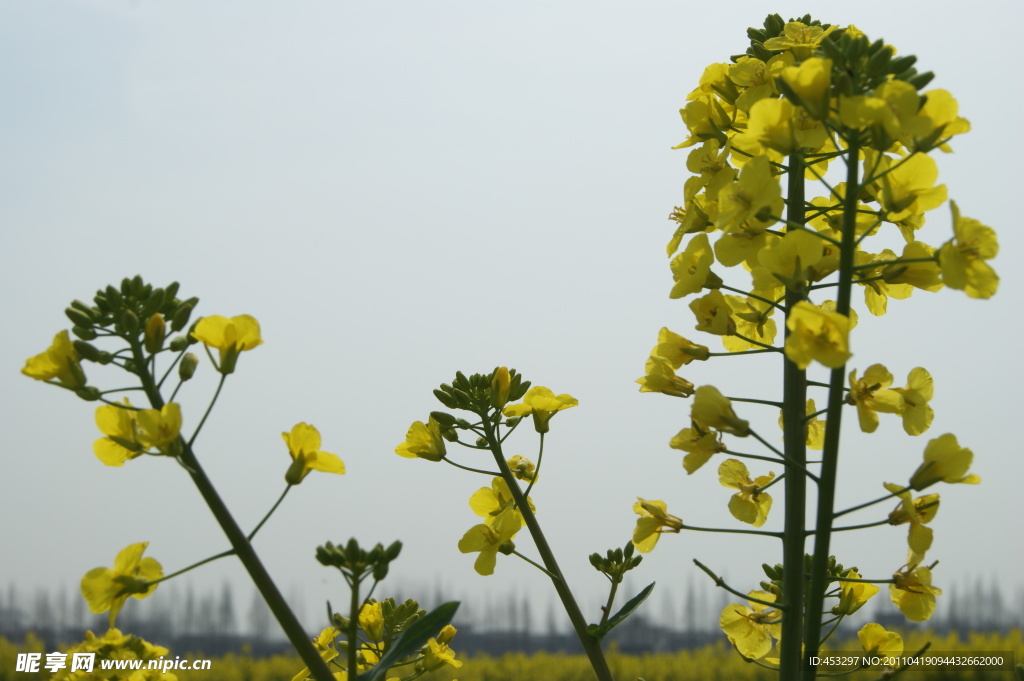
[3, 0, 1021, 638]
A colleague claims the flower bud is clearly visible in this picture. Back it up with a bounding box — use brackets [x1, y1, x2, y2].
[179, 353, 199, 381]
[168, 335, 190, 352]
[72, 325, 97, 341]
[436, 624, 457, 645]
[74, 386, 102, 401]
[490, 366, 511, 410]
[121, 310, 139, 334]
[170, 299, 197, 332]
[65, 307, 95, 329]
[73, 341, 103, 363]
[144, 313, 166, 354]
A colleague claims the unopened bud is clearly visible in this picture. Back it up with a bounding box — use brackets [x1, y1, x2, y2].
[436, 624, 457, 645]
[490, 366, 511, 410]
[144, 313, 166, 354]
[74, 386, 102, 401]
[120, 310, 139, 333]
[179, 353, 199, 381]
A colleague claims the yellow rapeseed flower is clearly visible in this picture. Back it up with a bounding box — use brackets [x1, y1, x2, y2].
[22, 330, 86, 389]
[691, 385, 749, 436]
[858, 622, 903, 657]
[469, 476, 533, 527]
[847, 364, 904, 434]
[784, 301, 851, 370]
[890, 564, 941, 622]
[503, 386, 578, 434]
[191, 314, 263, 374]
[689, 290, 737, 337]
[670, 420, 727, 474]
[395, 416, 447, 462]
[81, 542, 163, 628]
[719, 590, 782, 660]
[939, 201, 999, 299]
[669, 233, 715, 299]
[93, 400, 182, 466]
[909, 433, 980, 491]
[651, 327, 710, 368]
[458, 507, 521, 576]
[836, 569, 879, 616]
[894, 367, 934, 436]
[636, 355, 695, 398]
[885, 483, 939, 564]
[359, 602, 384, 641]
[762, 22, 837, 60]
[631, 498, 682, 553]
[282, 422, 345, 485]
[718, 459, 774, 527]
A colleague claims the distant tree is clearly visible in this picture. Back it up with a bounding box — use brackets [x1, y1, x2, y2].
[181, 584, 196, 633]
[33, 589, 54, 633]
[217, 581, 236, 634]
[248, 587, 272, 640]
[683, 579, 698, 633]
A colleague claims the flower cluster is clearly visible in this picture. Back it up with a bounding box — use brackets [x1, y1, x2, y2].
[635, 13, 993, 672]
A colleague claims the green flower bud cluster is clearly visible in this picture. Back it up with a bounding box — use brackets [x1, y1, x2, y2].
[316, 539, 402, 582]
[433, 368, 530, 416]
[590, 542, 643, 585]
[67, 276, 199, 356]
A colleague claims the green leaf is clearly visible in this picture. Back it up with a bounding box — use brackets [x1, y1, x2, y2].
[592, 582, 655, 639]
[356, 601, 459, 681]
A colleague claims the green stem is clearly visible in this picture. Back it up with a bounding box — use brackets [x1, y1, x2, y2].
[802, 135, 861, 681]
[707, 348, 780, 358]
[188, 373, 226, 449]
[442, 457, 499, 476]
[512, 550, 557, 579]
[348, 573, 360, 677]
[828, 518, 890, 532]
[522, 432, 544, 500]
[146, 548, 235, 587]
[482, 417, 615, 681]
[780, 150, 808, 681]
[726, 396, 784, 408]
[682, 523, 782, 538]
[128, 338, 334, 681]
[693, 559, 787, 608]
[599, 579, 620, 628]
[834, 487, 908, 518]
[248, 485, 292, 542]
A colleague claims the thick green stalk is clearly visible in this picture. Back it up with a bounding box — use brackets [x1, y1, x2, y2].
[779, 151, 808, 680]
[482, 418, 615, 681]
[130, 341, 335, 681]
[801, 137, 861, 680]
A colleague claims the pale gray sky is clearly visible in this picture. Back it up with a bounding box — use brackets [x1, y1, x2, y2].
[3, 0, 1021, 637]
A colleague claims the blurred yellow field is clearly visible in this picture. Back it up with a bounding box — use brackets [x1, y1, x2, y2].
[3, 629, 1019, 681]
